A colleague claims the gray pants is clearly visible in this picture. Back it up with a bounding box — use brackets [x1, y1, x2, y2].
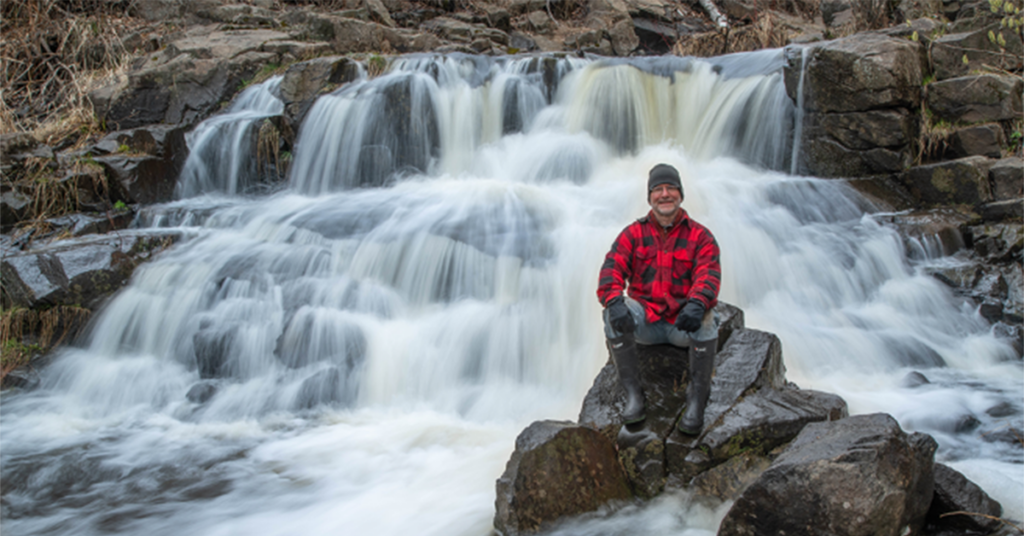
[603, 297, 719, 346]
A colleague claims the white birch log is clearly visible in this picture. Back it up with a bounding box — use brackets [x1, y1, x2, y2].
[699, 0, 730, 29]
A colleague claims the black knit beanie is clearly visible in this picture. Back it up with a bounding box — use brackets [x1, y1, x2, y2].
[648, 164, 683, 195]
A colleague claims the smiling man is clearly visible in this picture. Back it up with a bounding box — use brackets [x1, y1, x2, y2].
[597, 163, 722, 435]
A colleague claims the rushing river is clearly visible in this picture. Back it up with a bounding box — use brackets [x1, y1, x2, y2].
[2, 52, 1021, 536]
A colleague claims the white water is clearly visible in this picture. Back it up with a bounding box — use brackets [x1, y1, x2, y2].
[2, 53, 1021, 536]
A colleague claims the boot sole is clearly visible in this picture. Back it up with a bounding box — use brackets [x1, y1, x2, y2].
[623, 415, 646, 425]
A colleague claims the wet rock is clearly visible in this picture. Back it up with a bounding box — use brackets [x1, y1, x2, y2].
[186, 381, 219, 404]
[901, 371, 932, 388]
[967, 222, 1023, 262]
[979, 199, 1024, 222]
[295, 367, 346, 408]
[92, 154, 180, 205]
[697, 388, 848, 466]
[985, 400, 1018, 418]
[1, 191, 33, 230]
[0, 231, 182, 311]
[278, 56, 362, 125]
[925, 463, 1004, 534]
[897, 156, 994, 208]
[876, 207, 971, 257]
[718, 413, 938, 536]
[926, 73, 1024, 124]
[786, 34, 926, 177]
[193, 324, 240, 379]
[494, 420, 633, 536]
[93, 33, 282, 130]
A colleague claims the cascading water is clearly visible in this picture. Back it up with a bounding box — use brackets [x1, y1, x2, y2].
[176, 76, 287, 198]
[1, 53, 1020, 536]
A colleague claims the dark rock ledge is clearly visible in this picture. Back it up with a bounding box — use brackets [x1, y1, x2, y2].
[493, 302, 1005, 536]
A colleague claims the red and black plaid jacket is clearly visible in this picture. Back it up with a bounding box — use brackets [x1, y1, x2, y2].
[597, 209, 721, 325]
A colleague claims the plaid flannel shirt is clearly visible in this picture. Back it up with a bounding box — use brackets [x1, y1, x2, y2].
[597, 209, 721, 325]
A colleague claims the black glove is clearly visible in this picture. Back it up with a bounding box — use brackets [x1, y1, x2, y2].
[675, 300, 706, 333]
[607, 297, 636, 334]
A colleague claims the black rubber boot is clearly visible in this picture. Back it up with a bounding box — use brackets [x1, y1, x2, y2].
[678, 337, 717, 435]
[608, 334, 645, 425]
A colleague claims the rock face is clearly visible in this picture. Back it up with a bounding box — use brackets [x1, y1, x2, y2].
[718, 413, 938, 536]
[1, 230, 183, 311]
[785, 33, 925, 177]
[494, 420, 633, 536]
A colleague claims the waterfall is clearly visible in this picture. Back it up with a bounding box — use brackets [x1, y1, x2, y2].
[1, 52, 1019, 536]
[175, 76, 286, 198]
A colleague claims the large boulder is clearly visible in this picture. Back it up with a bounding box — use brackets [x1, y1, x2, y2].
[579, 304, 847, 500]
[493, 420, 633, 536]
[718, 413, 939, 536]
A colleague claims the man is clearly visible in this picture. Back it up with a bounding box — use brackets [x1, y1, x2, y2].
[596, 163, 721, 435]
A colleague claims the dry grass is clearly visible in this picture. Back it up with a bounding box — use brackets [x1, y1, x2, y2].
[0, 305, 92, 383]
[674, 11, 791, 57]
[0, 0, 142, 143]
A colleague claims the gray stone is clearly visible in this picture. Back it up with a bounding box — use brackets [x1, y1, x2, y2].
[0, 231, 183, 310]
[718, 414, 938, 536]
[989, 157, 1023, 200]
[785, 33, 925, 113]
[527, 11, 553, 34]
[946, 123, 1006, 159]
[133, 0, 184, 21]
[608, 17, 639, 55]
[930, 25, 1024, 80]
[95, 33, 285, 130]
[926, 463, 1004, 534]
[926, 73, 1024, 124]
[979, 198, 1024, 221]
[898, 156, 995, 207]
[93, 154, 181, 205]
[800, 130, 912, 177]
[494, 420, 633, 536]
[1, 190, 33, 229]
[278, 56, 362, 125]
[364, 0, 397, 27]
[875, 207, 971, 256]
[816, 108, 918, 150]
[704, 388, 848, 460]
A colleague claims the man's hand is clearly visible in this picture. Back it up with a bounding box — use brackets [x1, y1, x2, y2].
[607, 297, 636, 334]
[675, 300, 706, 333]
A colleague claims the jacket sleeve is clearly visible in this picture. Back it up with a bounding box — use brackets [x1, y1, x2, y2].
[688, 226, 721, 309]
[596, 226, 635, 307]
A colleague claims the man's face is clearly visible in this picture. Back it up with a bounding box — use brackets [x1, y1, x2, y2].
[648, 184, 682, 217]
